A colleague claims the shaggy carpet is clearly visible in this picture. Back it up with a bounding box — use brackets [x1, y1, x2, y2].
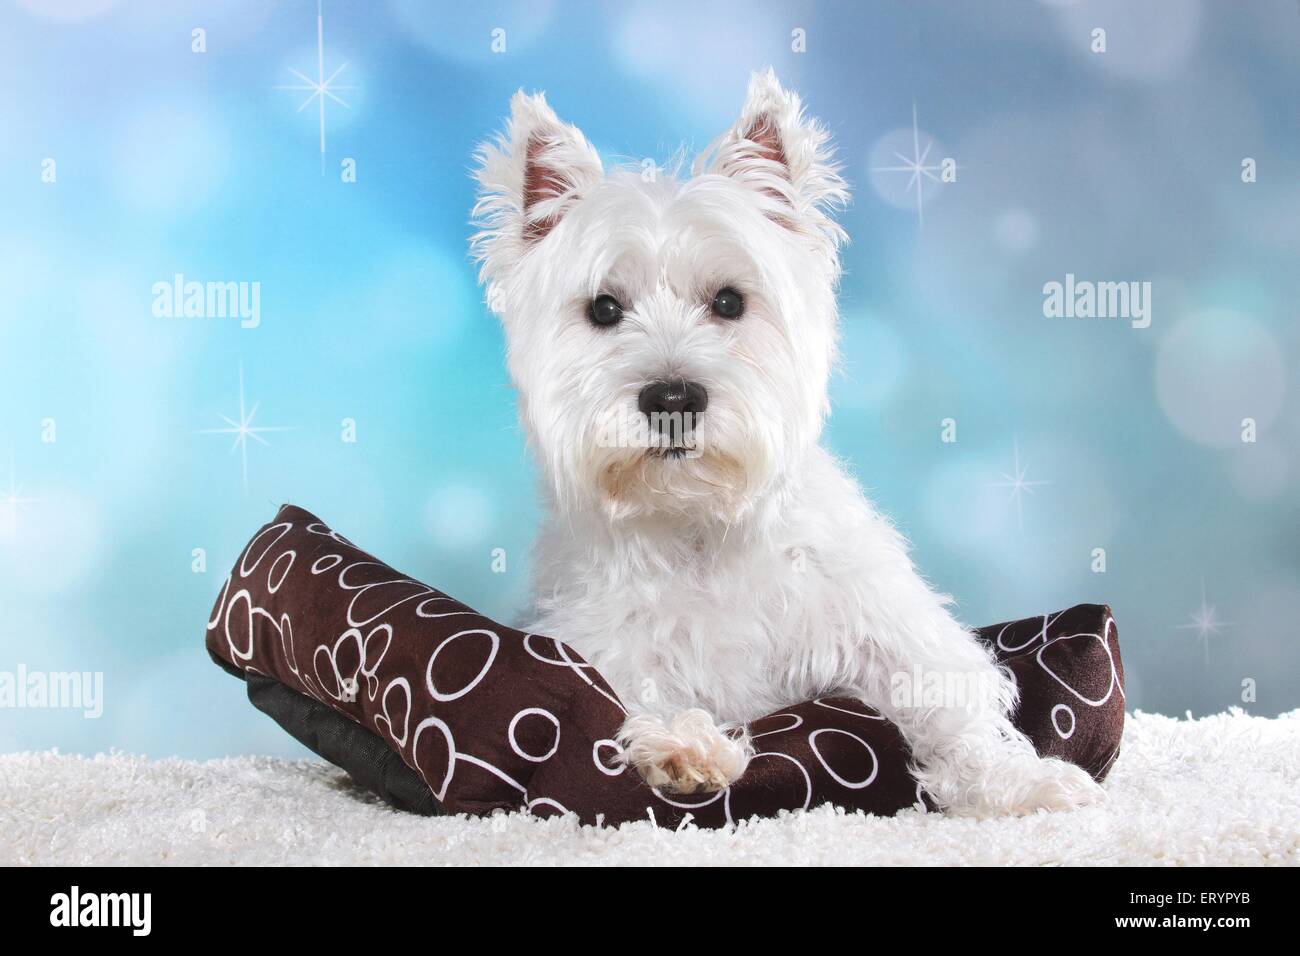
[3, 708, 1298, 866]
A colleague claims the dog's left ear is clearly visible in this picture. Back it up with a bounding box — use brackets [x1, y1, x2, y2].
[697, 69, 848, 253]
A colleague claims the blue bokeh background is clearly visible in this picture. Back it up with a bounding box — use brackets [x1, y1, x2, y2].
[2, 0, 1297, 758]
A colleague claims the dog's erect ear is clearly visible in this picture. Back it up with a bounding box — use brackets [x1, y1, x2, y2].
[471, 91, 603, 294]
[697, 69, 848, 252]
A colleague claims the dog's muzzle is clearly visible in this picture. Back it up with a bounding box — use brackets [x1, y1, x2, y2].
[637, 380, 707, 434]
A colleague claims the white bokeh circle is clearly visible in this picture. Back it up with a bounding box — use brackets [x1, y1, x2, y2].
[424, 483, 495, 550]
[1229, 443, 1289, 501]
[993, 208, 1038, 253]
[611, 5, 785, 123]
[0, 490, 104, 596]
[1155, 310, 1286, 449]
[1059, 0, 1203, 82]
[15, 0, 117, 20]
[110, 105, 230, 216]
[389, 0, 554, 64]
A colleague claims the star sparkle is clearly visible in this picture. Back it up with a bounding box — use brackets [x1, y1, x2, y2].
[275, 0, 356, 173]
[1174, 580, 1234, 670]
[870, 103, 954, 228]
[196, 364, 294, 493]
[0, 456, 41, 537]
[988, 437, 1051, 530]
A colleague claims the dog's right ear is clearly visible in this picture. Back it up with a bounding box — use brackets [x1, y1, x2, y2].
[471, 91, 603, 300]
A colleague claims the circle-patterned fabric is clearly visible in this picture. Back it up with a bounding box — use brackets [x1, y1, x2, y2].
[207, 505, 1124, 826]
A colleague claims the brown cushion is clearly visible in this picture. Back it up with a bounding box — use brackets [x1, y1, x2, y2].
[207, 505, 1124, 825]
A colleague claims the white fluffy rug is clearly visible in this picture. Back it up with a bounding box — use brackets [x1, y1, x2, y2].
[4, 708, 1298, 866]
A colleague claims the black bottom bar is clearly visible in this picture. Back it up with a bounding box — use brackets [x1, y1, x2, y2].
[5, 867, 1281, 940]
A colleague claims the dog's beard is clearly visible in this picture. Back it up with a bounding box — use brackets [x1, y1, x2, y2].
[546, 395, 789, 524]
[594, 444, 755, 522]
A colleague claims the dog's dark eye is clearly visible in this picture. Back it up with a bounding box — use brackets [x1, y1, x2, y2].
[711, 287, 744, 319]
[589, 294, 623, 328]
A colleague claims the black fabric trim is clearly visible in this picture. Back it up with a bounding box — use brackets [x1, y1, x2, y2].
[235, 668, 442, 817]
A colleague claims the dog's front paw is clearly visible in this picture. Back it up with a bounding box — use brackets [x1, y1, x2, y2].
[928, 752, 1107, 818]
[620, 709, 751, 794]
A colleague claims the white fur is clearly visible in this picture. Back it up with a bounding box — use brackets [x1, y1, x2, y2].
[471, 70, 1105, 815]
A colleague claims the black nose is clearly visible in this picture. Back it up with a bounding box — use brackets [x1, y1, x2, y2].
[638, 380, 708, 431]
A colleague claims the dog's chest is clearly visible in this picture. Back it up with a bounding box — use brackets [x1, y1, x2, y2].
[539, 540, 838, 722]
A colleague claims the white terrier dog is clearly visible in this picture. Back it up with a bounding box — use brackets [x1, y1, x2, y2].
[471, 70, 1105, 816]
